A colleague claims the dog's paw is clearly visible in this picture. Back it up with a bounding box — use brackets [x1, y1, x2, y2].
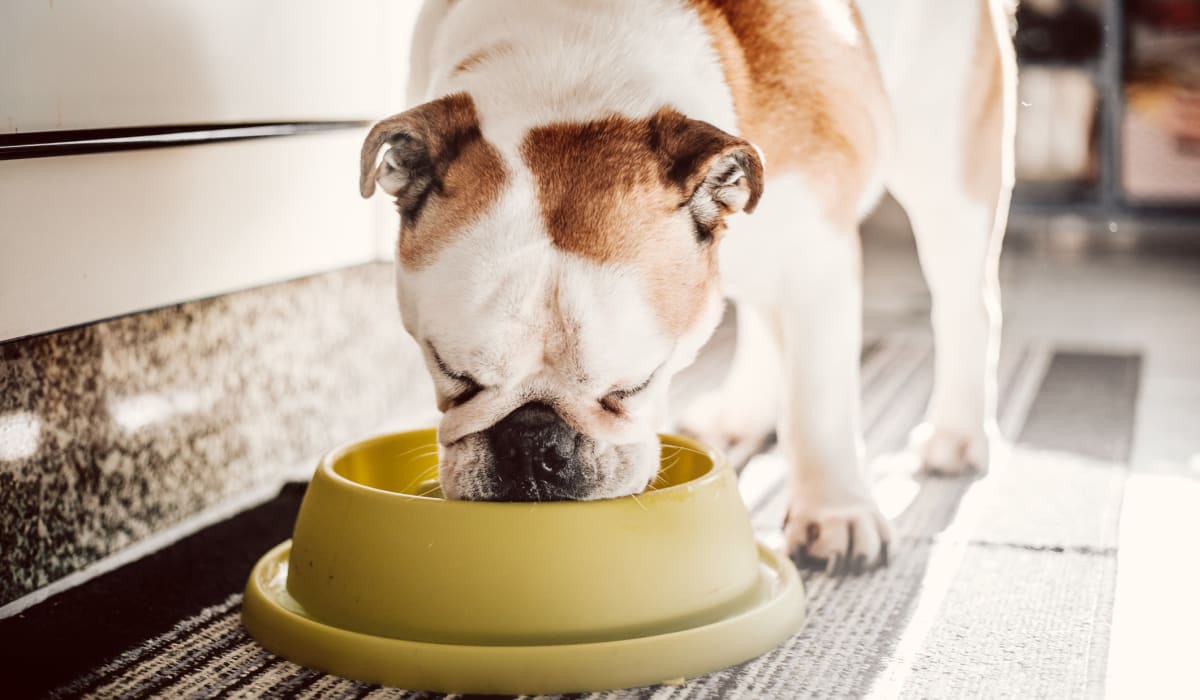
[784, 495, 893, 575]
[678, 392, 774, 469]
[909, 421, 1002, 477]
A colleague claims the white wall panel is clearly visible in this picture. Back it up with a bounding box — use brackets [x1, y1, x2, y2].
[0, 2, 424, 341]
[0, 0, 421, 131]
[0, 131, 390, 340]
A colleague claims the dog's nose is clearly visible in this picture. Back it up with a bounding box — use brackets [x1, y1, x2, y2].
[485, 402, 580, 500]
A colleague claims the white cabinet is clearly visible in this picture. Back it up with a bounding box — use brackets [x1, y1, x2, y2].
[0, 131, 398, 340]
[0, 1, 421, 341]
[0, 0, 415, 131]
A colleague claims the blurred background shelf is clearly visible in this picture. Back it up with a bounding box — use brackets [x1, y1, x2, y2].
[1011, 0, 1200, 227]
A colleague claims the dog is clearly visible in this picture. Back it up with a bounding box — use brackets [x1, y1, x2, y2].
[359, 0, 1015, 574]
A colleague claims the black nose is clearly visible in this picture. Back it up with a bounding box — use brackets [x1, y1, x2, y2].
[485, 402, 580, 500]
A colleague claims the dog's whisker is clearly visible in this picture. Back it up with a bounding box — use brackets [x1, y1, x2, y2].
[404, 449, 443, 462]
[413, 482, 444, 498]
[393, 456, 442, 483]
[656, 454, 682, 478]
[385, 443, 445, 461]
[391, 449, 441, 463]
[659, 449, 680, 464]
[660, 444, 714, 458]
[395, 462, 442, 494]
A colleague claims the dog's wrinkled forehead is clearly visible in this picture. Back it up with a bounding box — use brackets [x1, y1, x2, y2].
[517, 108, 763, 334]
[360, 94, 763, 334]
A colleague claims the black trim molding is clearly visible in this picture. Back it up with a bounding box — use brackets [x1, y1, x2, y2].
[0, 121, 368, 160]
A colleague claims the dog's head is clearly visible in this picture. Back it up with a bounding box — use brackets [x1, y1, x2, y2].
[360, 92, 762, 502]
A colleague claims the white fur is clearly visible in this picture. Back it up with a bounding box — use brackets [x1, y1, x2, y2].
[396, 149, 724, 499]
[384, 0, 1012, 569]
[387, 0, 740, 500]
[419, 0, 738, 148]
[869, 0, 1013, 474]
[712, 173, 894, 571]
[692, 1, 1012, 569]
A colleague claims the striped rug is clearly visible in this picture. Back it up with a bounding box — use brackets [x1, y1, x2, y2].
[19, 335, 1140, 699]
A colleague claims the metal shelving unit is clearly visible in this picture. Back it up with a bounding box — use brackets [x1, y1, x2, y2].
[1011, 0, 1200, 224]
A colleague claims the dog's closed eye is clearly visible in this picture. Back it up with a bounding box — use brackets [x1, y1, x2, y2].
[599, 375, 653, 415]
[430, 344, 484, 406]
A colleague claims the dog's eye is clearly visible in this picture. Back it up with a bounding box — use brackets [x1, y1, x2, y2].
[450, 378, 483, 406]
[430, 345, 484, 405]
[599, 375, 653, 415]
[599, 393, 623, 415]
[691, 214, 715, 244]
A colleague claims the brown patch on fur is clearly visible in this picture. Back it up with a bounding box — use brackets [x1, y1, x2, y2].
[360, 93, 508, 269]
[688, 0, 889, 231]
[521, 109, 759, 334]
[962, 0, 1015, 206]
[452, 42, 512, 75]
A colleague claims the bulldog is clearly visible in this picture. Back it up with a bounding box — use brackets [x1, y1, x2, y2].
[360, 0, 1015, 574]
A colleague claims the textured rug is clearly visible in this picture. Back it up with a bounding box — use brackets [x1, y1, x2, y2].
[2, 335, 1141, 699]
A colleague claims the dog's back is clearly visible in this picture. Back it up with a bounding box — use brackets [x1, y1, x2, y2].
[689, 0, 891, 228]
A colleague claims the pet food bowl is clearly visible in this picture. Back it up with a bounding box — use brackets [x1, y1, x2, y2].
[242, 429, 805, 694]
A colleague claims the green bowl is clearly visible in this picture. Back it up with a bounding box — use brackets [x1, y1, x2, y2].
[243, 429, 804, 693]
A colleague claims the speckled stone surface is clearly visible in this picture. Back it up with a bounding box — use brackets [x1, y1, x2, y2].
[0, 263, 433, 606]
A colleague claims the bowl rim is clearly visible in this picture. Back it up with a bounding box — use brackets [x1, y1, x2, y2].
[317, 429, 727, 510]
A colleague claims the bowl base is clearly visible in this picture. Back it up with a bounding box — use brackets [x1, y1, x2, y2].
[242, 540, 805, 695]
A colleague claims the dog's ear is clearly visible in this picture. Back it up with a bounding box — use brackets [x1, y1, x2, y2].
[359, 93, 483, 211]
[650, 109, 765, 222]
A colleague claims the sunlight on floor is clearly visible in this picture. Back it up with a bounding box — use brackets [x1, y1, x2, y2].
[1107, 472, 1200, 698]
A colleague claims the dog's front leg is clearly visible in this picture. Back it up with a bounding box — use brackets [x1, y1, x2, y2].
[777, 229, 891, 575]
[679, 301, 783, 469]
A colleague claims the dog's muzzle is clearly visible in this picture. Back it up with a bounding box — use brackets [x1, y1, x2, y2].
[484, 402, 584, 501]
